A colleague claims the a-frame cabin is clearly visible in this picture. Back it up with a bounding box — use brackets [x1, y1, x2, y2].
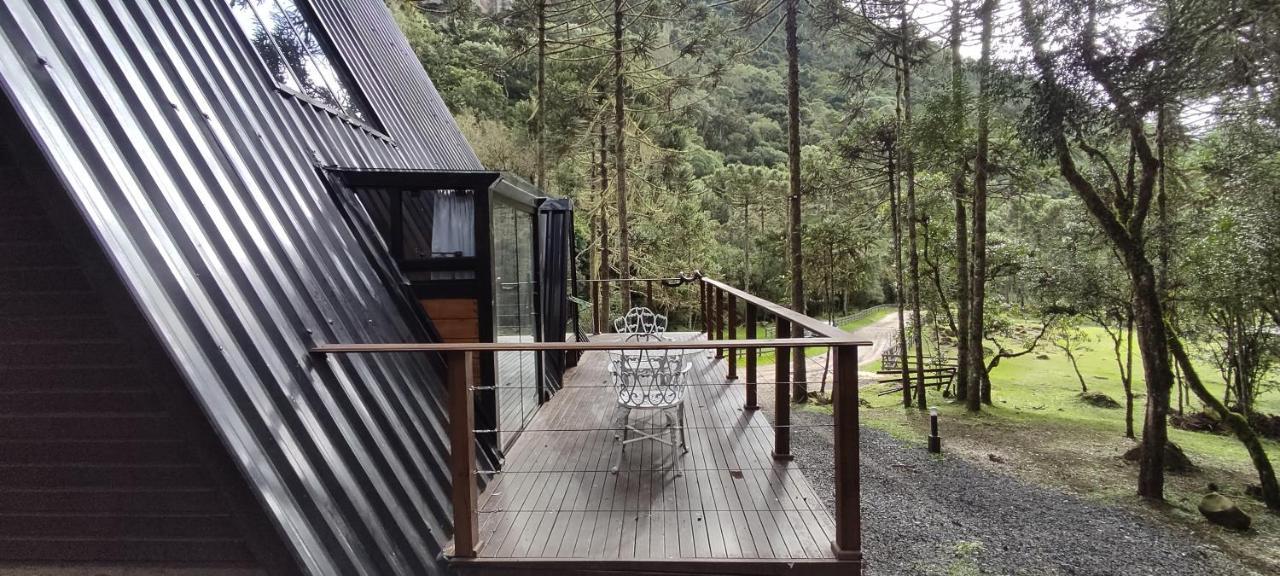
[0, 1, 574, 575]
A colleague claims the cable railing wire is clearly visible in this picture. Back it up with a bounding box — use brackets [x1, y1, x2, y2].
[475, 465, 835, 474]
[467, 379, 855, 391]
[470, 423, 835, 434]
[474, 506, 835, 513]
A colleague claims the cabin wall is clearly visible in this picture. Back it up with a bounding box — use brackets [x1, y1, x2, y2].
[420, 298, 483, 378]
[0, 1, 485, 575]
[420, 299, 481, 343]
[0, 159, 265, 569]
[0, 568, 260, 576]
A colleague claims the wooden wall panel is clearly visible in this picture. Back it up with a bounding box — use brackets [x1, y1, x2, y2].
[0, 163, 259, 567]
[420, 298, 484, 379]
[421, 299, 480, 342]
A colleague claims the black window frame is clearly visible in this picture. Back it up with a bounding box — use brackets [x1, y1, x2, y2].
[223, 0, 388, 138]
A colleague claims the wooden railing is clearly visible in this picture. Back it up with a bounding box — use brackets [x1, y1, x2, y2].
[311, 274, 870, 565]
[699, 275, 867, 561]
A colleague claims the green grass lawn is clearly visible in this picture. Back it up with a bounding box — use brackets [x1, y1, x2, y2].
[839, 309, 893, 332]
[859, 324, 1280, 473]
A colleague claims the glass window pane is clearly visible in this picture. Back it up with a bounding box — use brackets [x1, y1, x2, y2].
[267, 0, 352, 114]
[493, 202, 539, 446]
[225, 0, 371, 123]
[227, 0, 304, 93]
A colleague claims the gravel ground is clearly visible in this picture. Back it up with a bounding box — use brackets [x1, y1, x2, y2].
[771, 404, 1248, 576]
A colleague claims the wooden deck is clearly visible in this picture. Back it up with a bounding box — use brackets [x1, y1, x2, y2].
[466, 333, 838, 568]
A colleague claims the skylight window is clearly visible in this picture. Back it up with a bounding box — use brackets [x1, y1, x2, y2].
[226, 0, 374, 125]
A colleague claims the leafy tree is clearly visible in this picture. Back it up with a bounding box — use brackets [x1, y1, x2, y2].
[1018, 0, 1274, 502]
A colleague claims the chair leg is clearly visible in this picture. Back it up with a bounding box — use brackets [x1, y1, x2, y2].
[612, 405, 626, 440]
[667, 411, 682, 477]
[677, 403, 688, 453]
[611, 409, 630, 475]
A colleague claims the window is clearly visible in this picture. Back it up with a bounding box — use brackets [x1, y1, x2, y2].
[226, 0, 374, 125]
[492, 199, 540, 447]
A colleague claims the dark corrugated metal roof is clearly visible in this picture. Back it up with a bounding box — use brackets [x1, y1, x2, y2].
[0, 1, 483, 574]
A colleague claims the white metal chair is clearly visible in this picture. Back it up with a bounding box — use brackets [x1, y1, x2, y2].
[613, 307, 667, 340]
[606, 349, 691, 475]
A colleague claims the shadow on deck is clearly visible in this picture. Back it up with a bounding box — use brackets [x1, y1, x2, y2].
[452, 333, 849, 575]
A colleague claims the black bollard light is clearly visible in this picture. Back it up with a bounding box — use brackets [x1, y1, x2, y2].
[927, 406, 942, 453]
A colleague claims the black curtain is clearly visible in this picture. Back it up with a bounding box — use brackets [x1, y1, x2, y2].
[537, 199, 573, 398]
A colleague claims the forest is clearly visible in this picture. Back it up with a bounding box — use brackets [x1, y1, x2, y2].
[389, 0, 1279, 568]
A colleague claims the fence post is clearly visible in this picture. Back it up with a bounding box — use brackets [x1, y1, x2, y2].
[447, 351, 479, 558]
[745, 303, 758, 410]
[832, 344, 862, 561]
[591, 281, 601, 335]
[727, 293, 738, 380]
[700, 280, 709, 336]
[714, 287, 724, 359]
[646, 279, 654, 308]
[773, 320, 791, 460]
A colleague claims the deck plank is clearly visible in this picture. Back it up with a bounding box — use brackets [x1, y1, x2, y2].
[466, 333, 836, 561]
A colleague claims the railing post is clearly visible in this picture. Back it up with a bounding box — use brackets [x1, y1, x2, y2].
[591, 281, 601, 335]
[447, 351, 479, 558]
[773, 320, 791, 460]
[832, 344, 862, 561]
[699, 280, 708, 336]
[714, 287, 724, 360]
[646, 279, 654, 308]
[727, 292, 738, 380]
[745, 303, 758, 410]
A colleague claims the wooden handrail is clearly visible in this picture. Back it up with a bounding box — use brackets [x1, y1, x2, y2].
[701, 277, 853, 341]
[311, 337, 869, 354]
[579, 276, 691, 283]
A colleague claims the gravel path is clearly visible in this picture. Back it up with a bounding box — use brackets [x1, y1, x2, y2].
[775, 312, 899, 388]
[775, 405, 1247, 575]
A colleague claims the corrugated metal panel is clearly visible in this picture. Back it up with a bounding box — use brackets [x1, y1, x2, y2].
[0, 1, 481, 575]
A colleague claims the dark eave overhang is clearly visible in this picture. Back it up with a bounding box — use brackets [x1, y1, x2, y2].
[326, 167, 502, 191]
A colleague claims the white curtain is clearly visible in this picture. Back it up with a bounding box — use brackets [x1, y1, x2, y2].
[431, 190, 475, 256]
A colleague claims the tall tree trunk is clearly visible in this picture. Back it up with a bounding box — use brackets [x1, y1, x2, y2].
[888, 133, 910, 408]
[1169, 329, 1280, 510]
[743, 197, 752, 294]
[599, 124, 611, 325]
[949, 0, 971, 402]
[613, 0, 631, 310]
[1102, 161, 1173, 500]
[589, 144, 600, 334]
[900, 12, 926, 410]
[785, 0, 806, 402]
[1123, 307, 1136, 438]
[1157, 104, 1170, 298]
[967, 0, 996, 412]
[535, 0, 546, 190]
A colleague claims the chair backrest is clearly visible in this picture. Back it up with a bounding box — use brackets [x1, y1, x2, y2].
[607, 349, 690, 408]
[613, 307, 666, 339]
